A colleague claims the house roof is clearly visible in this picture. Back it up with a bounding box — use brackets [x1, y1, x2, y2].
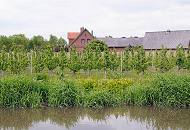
[97, 37, 143, 48]
[143, 30, 190, 49]
[68, 28, 94, 47]
[67, 32, 80, 39]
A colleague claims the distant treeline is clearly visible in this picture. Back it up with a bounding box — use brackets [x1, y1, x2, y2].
[0, 34, 67, 52]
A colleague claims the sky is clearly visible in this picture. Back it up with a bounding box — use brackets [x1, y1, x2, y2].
[0, 0, 190, 40]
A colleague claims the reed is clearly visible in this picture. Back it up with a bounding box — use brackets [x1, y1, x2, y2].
[0, 74, 189, 108]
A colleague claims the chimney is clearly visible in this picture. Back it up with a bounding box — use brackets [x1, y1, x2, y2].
[80, 27, 85, 32]
[91, 30, 93, 36]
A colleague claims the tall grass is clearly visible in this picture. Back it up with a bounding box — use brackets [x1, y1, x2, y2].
[0, 74, 189, 108]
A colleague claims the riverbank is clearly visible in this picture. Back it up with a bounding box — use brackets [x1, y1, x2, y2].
[0, 73, 189, 108]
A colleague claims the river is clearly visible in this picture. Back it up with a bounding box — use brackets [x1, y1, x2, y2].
[0, 106, 189, 130]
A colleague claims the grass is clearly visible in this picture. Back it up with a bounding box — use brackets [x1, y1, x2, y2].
[0, 72, 189, 108]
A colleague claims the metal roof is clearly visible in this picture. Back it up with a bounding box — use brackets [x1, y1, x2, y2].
[143, 30, 190, 49]
[97, 37, 143, 48]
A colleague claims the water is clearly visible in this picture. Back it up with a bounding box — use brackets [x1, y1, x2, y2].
[0, 106, 189, 130]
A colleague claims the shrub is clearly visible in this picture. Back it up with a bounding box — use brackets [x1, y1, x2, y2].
[150, 74, 190, 107]
[0, 76, 48, 108]
[48, 80, 78, 107]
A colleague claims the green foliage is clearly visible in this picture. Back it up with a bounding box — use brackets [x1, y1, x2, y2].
[28, 35, 45, 50]
[176, 45, 186, 70]
[157, 47, 171, 72]
[146, 52, 153, 67]
[85, 40, 108, 52]
[150, 74, 190, 107]
[133, 46, 148, 73]
[59, 49, 68, 71]
[153, 51, 160, 70]
[0, 76, 47, 108]
[9, 34, 29, 51]
[48, 80, 78, 107]
[123, 48, 132, 71]
[81, 49, 94, 73]
[0, 50, 9, 72]
[33, 51, 45, 73]
[44, 47, 59, 71]
[0, 34, 67, 52]
[186, 50, 190, 70]
[8, 52, 29, 74]
[0, 74, 189, 108]
[68, 49, 81, 74]
[168, 51, 176, 69]
[109, 50, 119, 71]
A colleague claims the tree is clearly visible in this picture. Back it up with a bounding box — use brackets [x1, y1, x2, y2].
[0, 50, 9, 75]
[57, 37, 67, 48]
[147, 52, 153, 67]
[186, 49, 190, 70]
[109, 50, 119, 71]
[102, 49, 111, 78]
[153, 50, 160, 70]
[59, 48, 68, 71]
[158, 47, 170, 72]
[176, 45, 186, 70]
[19, 52, 29, 72]
[85, 40, 108, 52]
[133, 46, 148, 74]
[28, 35, 45, 50]
[33, 51, 46, 73]
[9, 34, 29, 50]
[48, 35, 58, 46]
[0, 36, 12, 52]
[81, 49, 94, 75]
[44, 47, 59, 73]
[68, 49, 81, 74]
[123, 48, 132, 71]
[168, 51, 176, 69]
[8, 52, 22, 74]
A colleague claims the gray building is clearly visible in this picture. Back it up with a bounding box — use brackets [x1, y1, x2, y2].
[97, 30, 190, 51]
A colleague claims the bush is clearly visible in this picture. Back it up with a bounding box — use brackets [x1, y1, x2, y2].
[77, 78, 132, 108]
[0, 76, 48, 108]
[48, 80, 78, 107]
[0, 74, 189, 108]
[150, 74, 190, 107]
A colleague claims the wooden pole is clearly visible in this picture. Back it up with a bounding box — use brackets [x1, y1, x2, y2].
[120, 52, 123, 74]
[30, 51, 33, 74]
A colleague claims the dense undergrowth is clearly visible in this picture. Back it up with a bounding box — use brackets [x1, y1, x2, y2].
[0, 73, 189, 108]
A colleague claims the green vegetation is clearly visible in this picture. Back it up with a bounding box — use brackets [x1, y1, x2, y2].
[0, 73, 189, 108]
[0, 38, 189, 108]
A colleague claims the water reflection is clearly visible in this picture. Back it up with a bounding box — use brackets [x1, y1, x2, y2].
[0, 106, 189, 130]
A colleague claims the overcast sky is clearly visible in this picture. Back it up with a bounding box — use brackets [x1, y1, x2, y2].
[0, 0, 190, 40]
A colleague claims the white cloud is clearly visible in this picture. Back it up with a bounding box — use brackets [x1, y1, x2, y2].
[0, 0, 190, 40]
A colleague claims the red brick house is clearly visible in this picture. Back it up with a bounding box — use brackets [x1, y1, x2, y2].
[67, 27, 94, 52]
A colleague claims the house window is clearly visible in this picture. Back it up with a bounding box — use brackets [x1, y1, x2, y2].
[81, 39, 85, 44]
[87, 39, 91, 43]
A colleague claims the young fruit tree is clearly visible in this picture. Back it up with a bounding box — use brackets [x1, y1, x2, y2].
[123, 48, 132, 71]
[0, 50, 9, 75]
[33, 51, 46, 73]
[133, 46, 148, 74]
[109, 50, 119, 71]
[44, 47, 59, 74]
[68, 48, 81, 74]
[176, 45, 186, 70]
[59, 48, 68, 71]
[158, 47, 170, 72]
